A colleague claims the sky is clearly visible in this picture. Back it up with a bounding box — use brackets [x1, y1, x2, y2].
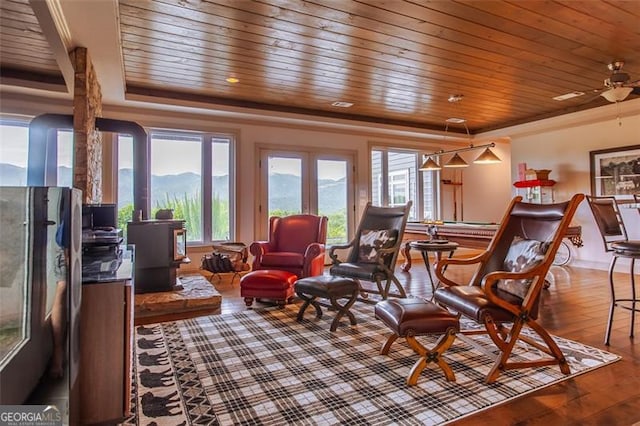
[0, 125, 230, 176]
[0, 123, 345, 179]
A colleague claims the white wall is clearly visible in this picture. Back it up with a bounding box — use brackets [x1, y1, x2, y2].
[486, 100, 640, 270]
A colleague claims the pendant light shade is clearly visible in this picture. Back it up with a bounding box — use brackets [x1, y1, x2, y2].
[419, 156, 442, 171]
[444, 153, 469, 168]
[473, 147, 501, 164]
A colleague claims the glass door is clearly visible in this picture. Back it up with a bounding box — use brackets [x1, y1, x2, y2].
[317, 158, 351, 245]
[265, 152, 308, 217]
[259, 149, 354, 244]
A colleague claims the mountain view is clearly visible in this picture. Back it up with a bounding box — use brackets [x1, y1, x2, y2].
[0, 165, 347, 213]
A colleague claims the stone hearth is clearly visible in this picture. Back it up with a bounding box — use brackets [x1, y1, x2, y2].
[134, 274, 222, 325]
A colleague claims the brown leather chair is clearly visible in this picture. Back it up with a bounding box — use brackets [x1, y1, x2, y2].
[250, 214, 328, 278]
[329, 202, 412, 300]
[586, 195, 640, 345]
[433, 194, 584, 383]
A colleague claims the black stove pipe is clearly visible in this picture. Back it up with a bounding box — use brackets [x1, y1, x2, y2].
[28, 114, 149, 219]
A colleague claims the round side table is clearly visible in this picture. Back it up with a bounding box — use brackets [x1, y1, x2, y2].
[408, 240, 459, 294]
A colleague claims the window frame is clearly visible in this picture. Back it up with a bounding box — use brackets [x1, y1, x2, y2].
[370, 145, 441, 221]
[147, 129, 236, 245]
[388, 169, 410, 207]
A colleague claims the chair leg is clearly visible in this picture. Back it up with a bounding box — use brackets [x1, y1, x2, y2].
[380, 333, 398, 355]
[630, 258, 636, 338]
[391, 275, 407, 298]
[375, 277, 387, 299]
[484, 315, 570, 383]
[296, 293, 323, 322]
[327, 290, 358, 332]
[405, 329, 457, 385]
[606, 256, 619, 346]
[526, 320, 571, 375]
[485, 317, 523, 383]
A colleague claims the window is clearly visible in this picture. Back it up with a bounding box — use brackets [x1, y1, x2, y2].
[0, 119, 29, 186]
[0, 118, 73, 188]
[258, 148, 355, 244]
[56, 130, 73, 187]
[149, 130, 235, 244]
[371, 148, 439, 221]
[389, 170, 409, 206]
[117, 135, 134, 231]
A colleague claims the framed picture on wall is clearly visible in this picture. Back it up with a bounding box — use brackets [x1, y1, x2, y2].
[590, 144, 640, 200]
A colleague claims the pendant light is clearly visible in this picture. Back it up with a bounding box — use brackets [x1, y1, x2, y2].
[419, 156, 442, 171]
[473, 147, 501, 164]
[444, 153, 469, 168]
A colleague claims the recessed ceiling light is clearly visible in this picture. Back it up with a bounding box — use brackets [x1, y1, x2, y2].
[446, 117, 466, 124]
[331, 101, 353, 108]
[226, 77, 239, 84]
[552, 91, 585, 101]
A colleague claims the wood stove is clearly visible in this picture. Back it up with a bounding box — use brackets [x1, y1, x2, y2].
[127, 219, 188, 293]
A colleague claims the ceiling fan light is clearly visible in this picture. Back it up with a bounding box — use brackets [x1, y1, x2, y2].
[600, 87, 633, 102]
[473, 147, 501, 164]
[419, 157, 441, 171]
[444, 153, 469, 168]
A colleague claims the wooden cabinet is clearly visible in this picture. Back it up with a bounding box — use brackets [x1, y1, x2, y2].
[78, 278, 133, 424]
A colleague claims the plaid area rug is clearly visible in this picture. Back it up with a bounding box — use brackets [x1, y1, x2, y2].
[123, 303, 619, 425]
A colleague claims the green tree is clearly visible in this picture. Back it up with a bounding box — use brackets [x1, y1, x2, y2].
[117, 203, 135, 232]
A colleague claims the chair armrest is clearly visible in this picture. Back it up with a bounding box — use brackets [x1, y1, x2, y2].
[249, 241, 271, 256]
[372, 246, 397, 267]
[249, 241, 272, 269]
[328, 240, 354, 264]
[433, 251, 489, 288]
[304, 243, 325, 261]
[302, 243, 326, 276]
[481, 267, 546, 315]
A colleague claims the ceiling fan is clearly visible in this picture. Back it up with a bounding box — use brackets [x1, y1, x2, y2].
[598, 60, 640, 102]
[554, 60, 640, 103]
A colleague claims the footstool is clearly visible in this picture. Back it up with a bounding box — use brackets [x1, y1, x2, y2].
[240, 270, 298, 307]
[294, 275, 359, 332]
[374, 298, 459, 385]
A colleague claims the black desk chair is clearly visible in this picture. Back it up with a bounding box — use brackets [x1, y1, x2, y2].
[586, 196, 640, 345]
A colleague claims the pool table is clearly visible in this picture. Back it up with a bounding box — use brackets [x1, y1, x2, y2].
[400, 221, 583, 272]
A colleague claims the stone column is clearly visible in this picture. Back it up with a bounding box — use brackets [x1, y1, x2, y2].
[70, 47, 103, 203]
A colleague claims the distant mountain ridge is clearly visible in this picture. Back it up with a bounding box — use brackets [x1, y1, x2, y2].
[1, 164, 346, 213]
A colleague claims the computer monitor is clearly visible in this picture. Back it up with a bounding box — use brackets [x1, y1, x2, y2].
[82, 204, 117, 229]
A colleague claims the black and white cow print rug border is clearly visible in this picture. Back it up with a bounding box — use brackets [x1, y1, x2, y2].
[123, 321, 218, 425]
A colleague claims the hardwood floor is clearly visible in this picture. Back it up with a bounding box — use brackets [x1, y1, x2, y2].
[204, 262, 640, 425]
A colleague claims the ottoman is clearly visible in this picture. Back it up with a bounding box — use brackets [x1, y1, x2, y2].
[240, 270, 298, 307]
[375, 298, 460, 385]
[294, 275, 359, 332]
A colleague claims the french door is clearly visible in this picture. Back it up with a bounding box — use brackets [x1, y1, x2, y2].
[258, 148, 355, 245]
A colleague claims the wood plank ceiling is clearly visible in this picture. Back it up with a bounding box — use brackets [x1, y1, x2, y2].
[1, 0, 639, 133]
[0, 0, 64, 85]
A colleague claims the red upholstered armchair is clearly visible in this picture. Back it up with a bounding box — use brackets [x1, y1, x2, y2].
[250, 214, 328, 278]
